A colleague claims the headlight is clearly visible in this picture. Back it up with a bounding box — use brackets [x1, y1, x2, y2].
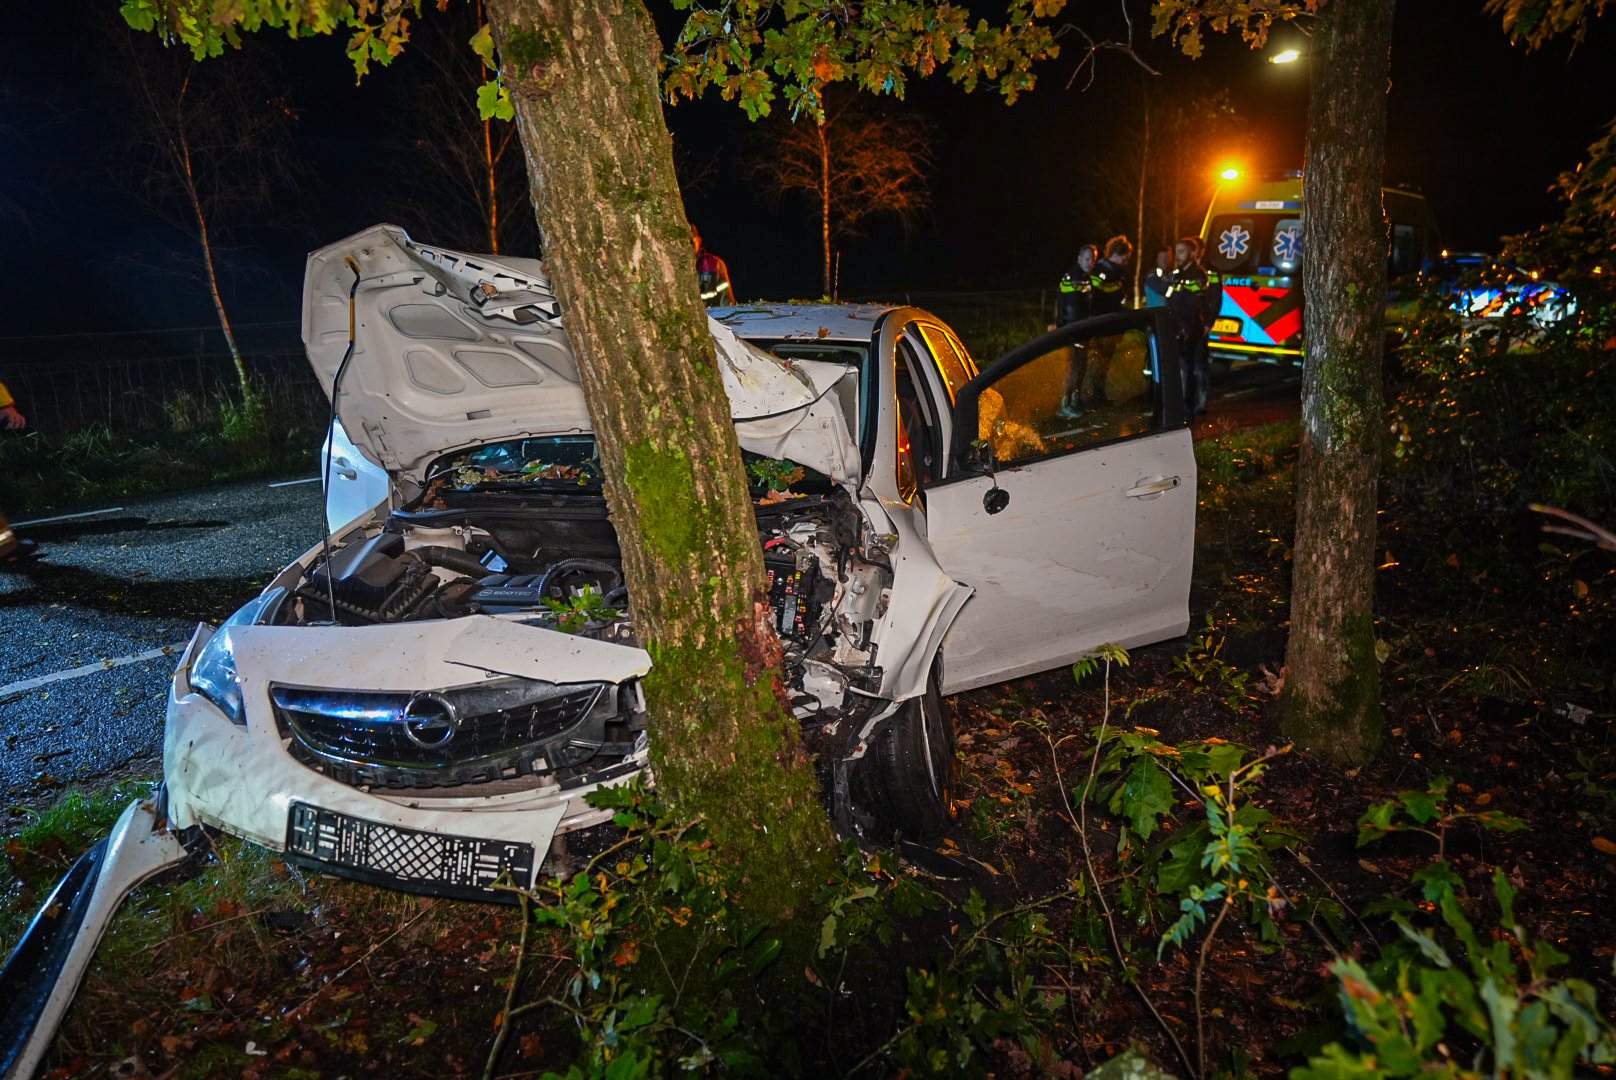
[188, 588, 283, 725]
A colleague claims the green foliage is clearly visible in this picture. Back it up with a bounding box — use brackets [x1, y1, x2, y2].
[874, 887, 1070, 1076]
[1072, 641, 1130, 684]
[0, 374, 322, 515]
[1486, 0, 1614, 50]
[124, 0, 1080, 128]
[510, 780, 778, 1077]
[663, 0, 1069, 121]
[1080, 725, 1297, 950]
[543, 585, 625, 634]
[1388, 295, 1616, 519]
[1149, 0, 1321, 59]
[1356, 776, 1527, 851]
[1295, 870, 1616, 1079]
[1500, 117, 1616, 338]
[1167, 618, 1254, 715]
[475, 78, 514, 122]
[120, 0, 426, 77]
[743, 455, 805, 493]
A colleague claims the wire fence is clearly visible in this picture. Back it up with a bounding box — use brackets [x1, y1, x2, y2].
[0, 321, 323, 438]
[838, 287, 1056, 361]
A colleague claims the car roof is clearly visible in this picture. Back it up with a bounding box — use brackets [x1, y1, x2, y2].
[712, 302, 898, 344]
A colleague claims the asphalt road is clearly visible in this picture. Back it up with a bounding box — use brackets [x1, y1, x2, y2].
[0, 360, 1300, 819]
[0, 478, 326, 812]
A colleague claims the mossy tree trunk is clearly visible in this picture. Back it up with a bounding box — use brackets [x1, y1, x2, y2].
[1277, 0, 1396, 765]
[485, 0, 836, 913]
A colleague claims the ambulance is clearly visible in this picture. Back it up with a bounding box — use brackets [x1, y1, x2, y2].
[1200, 170, 1441, 365]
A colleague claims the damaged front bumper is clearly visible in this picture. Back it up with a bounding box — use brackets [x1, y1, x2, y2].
[166, 616, 653, 900]
[0, 797, 188, 1080]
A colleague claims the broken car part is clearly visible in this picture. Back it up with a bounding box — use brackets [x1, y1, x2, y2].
[0, 796, 189, 1080]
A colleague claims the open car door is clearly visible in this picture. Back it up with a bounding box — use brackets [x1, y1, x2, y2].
[924, 309, 1196, 694]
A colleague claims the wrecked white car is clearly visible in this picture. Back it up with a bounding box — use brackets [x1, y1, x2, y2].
[2, 226, 1196, 1076]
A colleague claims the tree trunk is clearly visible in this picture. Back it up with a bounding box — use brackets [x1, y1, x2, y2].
[818, 122, 832, 298]
[1276, 0, 1395, 765]
[486, 0, 836, 914]
[1133, 81, 1149, 308]
[477, 0, 501, 254]
[175, 79, 251, 406]
[483, 114, 501, 253]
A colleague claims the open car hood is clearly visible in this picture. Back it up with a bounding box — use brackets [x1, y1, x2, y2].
[303, 225, 860, 484]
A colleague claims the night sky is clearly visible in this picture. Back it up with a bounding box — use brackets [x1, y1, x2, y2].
[1, 1, 1611, 337]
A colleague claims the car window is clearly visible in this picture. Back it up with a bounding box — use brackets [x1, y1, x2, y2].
[1270, 217, 1303, 274]
[1208, 214, 1294, 275]
[893, 339, 943, 502]
[913, 322, 975, 403]
[1389, 223, 1424, 279]
[974, 324, 1160, 467]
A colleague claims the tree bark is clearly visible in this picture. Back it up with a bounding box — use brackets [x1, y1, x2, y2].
[1276, 0, 1395, 765]
[818, 122, 832, 298]
[485, 0, 836, 913]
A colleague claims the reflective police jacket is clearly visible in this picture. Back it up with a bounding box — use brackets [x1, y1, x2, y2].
[1090, 258, 1129, 315]
[1164, 263, 1212, 334]
[1058, 259, 1095, 314]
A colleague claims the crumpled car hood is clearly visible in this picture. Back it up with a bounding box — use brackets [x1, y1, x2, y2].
[303, 224, 859, 484]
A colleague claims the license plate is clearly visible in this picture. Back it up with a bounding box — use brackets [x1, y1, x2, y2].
[286, 802, 535, 897]
[1212, 318, 1242, 335]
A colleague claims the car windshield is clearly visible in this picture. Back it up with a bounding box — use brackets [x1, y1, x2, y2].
[422, 435, 835, 502]
[752, 339, 869, 452]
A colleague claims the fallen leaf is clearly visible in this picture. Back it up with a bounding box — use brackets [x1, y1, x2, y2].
[1593, 837, 1616, 856]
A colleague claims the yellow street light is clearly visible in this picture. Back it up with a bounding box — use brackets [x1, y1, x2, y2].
[1220, 167, 1242, 181]
[1269, 49, 1302, 64]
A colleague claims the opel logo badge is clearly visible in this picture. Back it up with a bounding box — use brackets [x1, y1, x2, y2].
[401, 692, 459, 750]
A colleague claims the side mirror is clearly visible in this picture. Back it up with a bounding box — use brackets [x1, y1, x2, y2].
[972, 439, 1010, 515]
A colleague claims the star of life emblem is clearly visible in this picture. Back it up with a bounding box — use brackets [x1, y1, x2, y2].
[1218, 224, 1250, 260]
[1273, 226, 1302, 263]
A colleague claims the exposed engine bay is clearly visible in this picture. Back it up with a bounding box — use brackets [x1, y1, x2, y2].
[261, 447, 894, 793]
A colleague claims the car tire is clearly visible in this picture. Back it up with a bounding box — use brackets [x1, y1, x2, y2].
[857, 666, 955, 840]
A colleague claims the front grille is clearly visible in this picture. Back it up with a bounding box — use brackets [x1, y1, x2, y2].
[271, 679, 613, 788]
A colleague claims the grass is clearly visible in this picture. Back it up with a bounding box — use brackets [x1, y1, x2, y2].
[1, 381, 323, 516]
[1, 781, 157, 955]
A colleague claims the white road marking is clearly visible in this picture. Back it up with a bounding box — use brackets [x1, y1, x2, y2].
[12, 507, 126, 527]
[0, 644, 186, 698]
[268, 477, 321, 488]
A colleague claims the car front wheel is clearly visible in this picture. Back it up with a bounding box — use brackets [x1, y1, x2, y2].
[856, 667, 955, 841]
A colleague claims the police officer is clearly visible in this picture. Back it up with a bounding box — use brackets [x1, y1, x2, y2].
[1057, 243, 1097, 326]
[1144, 248, 1172, 308]
[1065, 235, 1135, 408]
[1090, 235, 1133, 316]
[1165, 237, 1212, 418]
[692, 225, 733, 306]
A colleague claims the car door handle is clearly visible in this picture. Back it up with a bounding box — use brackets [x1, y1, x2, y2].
[332, 456, 358, 482]
[1124, 475, 1179, 498]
